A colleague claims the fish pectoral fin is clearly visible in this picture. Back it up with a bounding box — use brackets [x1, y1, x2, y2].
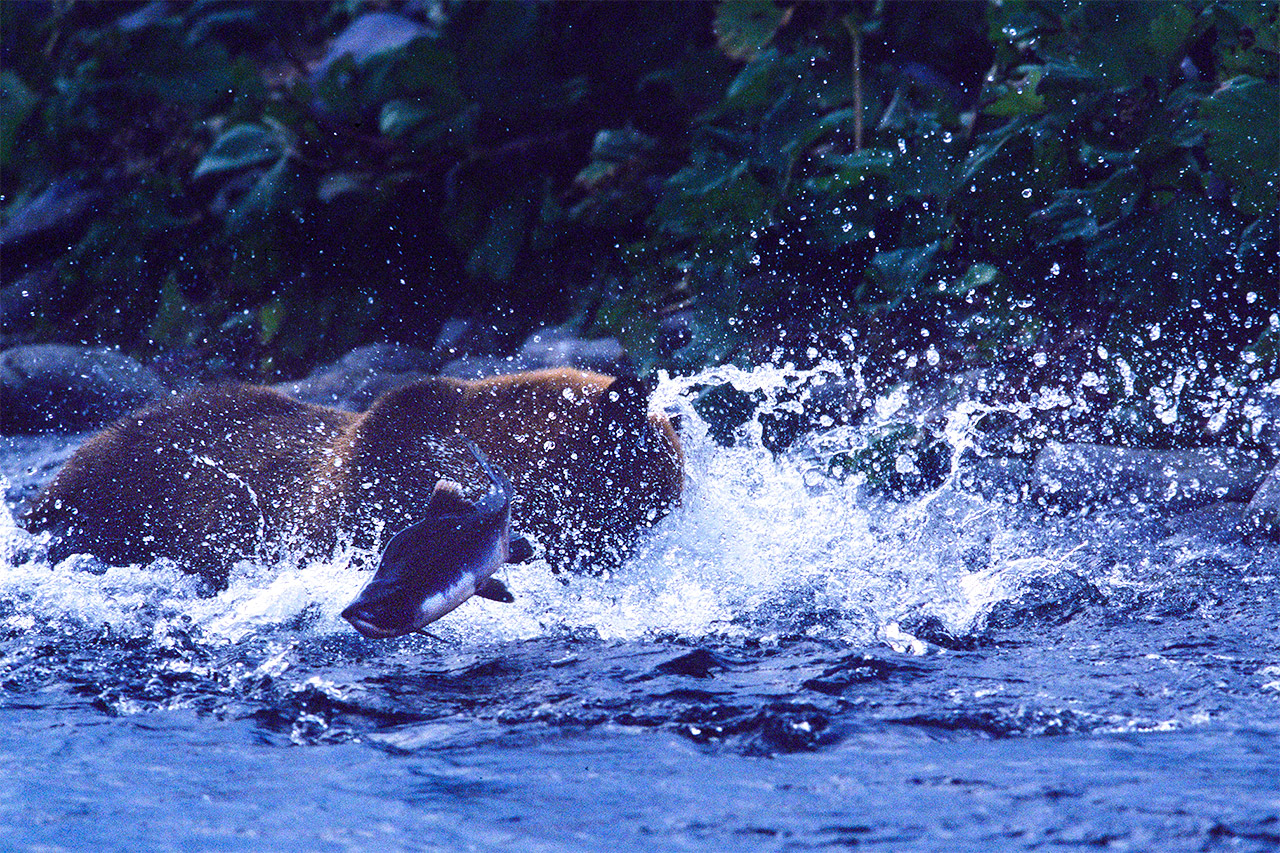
[475, 576, 515, 603]
[507, 535, 534, 564]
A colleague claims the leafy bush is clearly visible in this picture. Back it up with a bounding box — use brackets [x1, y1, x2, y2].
[1, 0, 1275, 403]
[2, 1, 723, 374]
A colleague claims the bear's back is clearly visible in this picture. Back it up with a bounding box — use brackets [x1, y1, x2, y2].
[345, 368, 683, 571]
[458, 369, 615, 478]
[27, 368, 684, 580]
[27, 384, 353, 576]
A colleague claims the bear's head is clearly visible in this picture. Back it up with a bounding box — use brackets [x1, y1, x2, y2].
[536, 376, 683, 573]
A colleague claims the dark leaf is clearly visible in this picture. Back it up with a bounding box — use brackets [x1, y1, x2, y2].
[1197, 76, 1280, 216]
[0, 70, 38, 167]
[1085, 191, 1235, 307]
[984, 65, 1046, 117]
[465, 182, 540, 283]
[866, 242, 943, 308]
[312, 12, 428, 81]
[193, 123, 284, 181]
[714, 0, 788, 62]
[226, 157, 307, 236]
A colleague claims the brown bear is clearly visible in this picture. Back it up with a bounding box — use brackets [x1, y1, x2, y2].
[24, 368, 684, 586]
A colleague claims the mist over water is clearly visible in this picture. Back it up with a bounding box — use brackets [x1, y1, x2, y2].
[3, 362, 1280, 852]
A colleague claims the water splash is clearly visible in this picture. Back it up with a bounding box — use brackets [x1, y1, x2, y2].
[0, 362, 1263, 653]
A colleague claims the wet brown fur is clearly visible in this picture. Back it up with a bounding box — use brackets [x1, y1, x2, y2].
[25, 368, 684, 584]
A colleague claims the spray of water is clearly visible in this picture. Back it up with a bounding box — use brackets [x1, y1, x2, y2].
[0, 362, 1188, 651]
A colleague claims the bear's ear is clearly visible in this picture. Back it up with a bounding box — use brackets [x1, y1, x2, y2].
[590, 376, 653, 438]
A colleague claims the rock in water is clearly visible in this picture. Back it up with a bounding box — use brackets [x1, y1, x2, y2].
[0, 344, 168, 434]
[1032, 441, 1269, 510]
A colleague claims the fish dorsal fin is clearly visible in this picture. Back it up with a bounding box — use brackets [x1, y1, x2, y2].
[426, 479, 474, 515]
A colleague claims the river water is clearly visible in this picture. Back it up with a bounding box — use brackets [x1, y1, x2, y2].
[2, 364, 1278, 852]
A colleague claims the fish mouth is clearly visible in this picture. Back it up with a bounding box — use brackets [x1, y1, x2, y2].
[340, 604, 424, 639]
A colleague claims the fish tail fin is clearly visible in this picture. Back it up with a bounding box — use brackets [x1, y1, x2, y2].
[462, 438, 512, 499]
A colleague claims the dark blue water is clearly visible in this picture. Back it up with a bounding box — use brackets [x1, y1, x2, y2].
[3, 365, 1279, 851]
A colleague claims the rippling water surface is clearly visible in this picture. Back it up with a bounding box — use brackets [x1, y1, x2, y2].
[3, 364, 1279, 851]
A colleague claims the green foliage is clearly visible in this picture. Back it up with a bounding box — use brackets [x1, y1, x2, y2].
[192, 123, 286, 180]
[714, 0, 789, 61]
[2, 0, 1276, 393]
[605, 0, 1278, 384]
[0, 71, 38, 166]
[1085, 191, 1236, 305]
[829, 423, 950, 499]
[1198, 75, 1280, 215]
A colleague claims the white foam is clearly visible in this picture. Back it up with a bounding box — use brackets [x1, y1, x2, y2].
[0, 363, 1114, 649]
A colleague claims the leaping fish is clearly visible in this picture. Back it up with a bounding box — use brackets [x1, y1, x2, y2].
[342, 440, 533, 639]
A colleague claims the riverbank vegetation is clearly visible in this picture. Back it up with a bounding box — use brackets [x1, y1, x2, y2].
[2, 1, 1276, 444]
